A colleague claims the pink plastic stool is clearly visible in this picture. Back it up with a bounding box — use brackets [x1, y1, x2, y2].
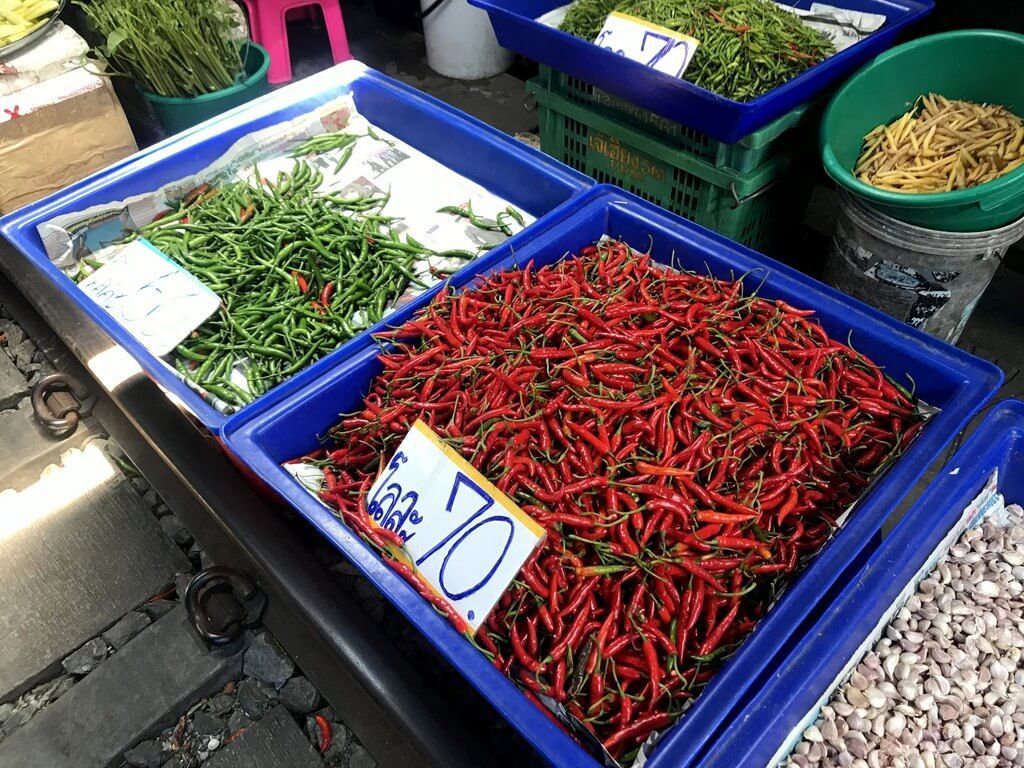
[240, 0, 316, 33]
[247, 0, 352, 85]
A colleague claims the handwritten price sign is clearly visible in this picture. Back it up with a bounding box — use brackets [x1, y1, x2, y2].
[594, 11, 700, 79]
[366, 421, 545, 631]
[78, 239, 220, 357]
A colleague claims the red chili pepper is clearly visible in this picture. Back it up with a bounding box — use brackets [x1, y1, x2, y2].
[238, 204, 256, 223]
[699, 600, 741, 656]
[550, 601, 593, 660]
[617, 690, 634, 725]
[320, 281, 335, 306]
[605, 634, 633, 658]
[774, 299, 816, 317]
[715, 536, 764, 550]
[641, 635, 662, 683]
[558, 577, 598, 618]
[696, 510, 758, 524]
[511, 622, 545, 673]
[670, 557, 728, 593]
[603, 712, 674, 752]
[565, 421, 611, 455]
[776, 487, 800, 523]
[314, 714, 331, 754]
[519, 563, 549, 598]
[305, 241, 922, 752]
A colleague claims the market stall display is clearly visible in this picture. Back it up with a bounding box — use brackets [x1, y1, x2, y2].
[97, 152, 445, 408]
[855, 94, 1024, 193]
[223, 186, 1001, 768]
[509, 0, 925, 248]
[692, 400, 1024, 768]
[469, 0, 933, 141]
[76, 0, 269, 132]
[138, 43, 270, 134]
[821, 29, 1024, 231]
[46, 110, 541, 413]
[0, 61, 592, 433]
[76, 0, 244, 97]
[787, 508, 1024, 766]
[819, 30, 1024, 343]
[558, 0, 834, 101]
[0, 0, 1022, 765]
[301, 238, 924, 760]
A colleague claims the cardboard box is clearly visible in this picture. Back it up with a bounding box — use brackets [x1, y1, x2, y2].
[0, 66, 137, 214]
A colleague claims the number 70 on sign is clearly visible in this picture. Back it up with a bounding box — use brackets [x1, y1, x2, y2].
[594, 11, 700, 79]
[365, 421, 546, 632]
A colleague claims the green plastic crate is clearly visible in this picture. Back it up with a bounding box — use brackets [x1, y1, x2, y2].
[535, 66, 816, 173]
[531, 79, 814, 254]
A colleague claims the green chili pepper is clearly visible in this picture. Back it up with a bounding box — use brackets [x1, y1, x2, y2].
[558, 0, 834, 101]
[106, 161, 438, 408]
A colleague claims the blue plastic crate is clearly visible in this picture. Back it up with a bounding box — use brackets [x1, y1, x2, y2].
[696, 399, 1024, 768]
[222, 185, 1001, 768]
[470, 0, 933, 143]
[0, 60, 592, 434]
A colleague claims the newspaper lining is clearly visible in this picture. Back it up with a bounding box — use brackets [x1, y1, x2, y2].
[38, 94, 533, 413]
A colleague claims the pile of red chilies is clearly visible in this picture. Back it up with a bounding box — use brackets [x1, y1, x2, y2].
[305, 240, 924, 760]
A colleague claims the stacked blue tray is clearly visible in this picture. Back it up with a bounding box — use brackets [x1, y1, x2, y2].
[0, 60, 593, 434]
[469, 0, 934, 142]
[696, 399, 1024, 767]
[222, 185, 1001, 768]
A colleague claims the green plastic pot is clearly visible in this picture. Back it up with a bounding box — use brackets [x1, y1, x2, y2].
[142, 42, 270, 135]
[821, 30, 1024, 233]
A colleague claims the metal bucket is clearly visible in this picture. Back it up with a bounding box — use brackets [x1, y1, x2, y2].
[824, 192, 1024, 343]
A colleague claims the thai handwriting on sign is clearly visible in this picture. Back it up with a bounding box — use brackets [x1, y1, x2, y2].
[367, 449, 423, 543]
[77, 239, 220, 357]
[594, 12, 700, 79]
[365, 421, 545, 631]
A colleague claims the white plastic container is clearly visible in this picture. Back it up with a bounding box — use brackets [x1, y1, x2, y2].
[825, 193, 1024, 343]
[420, 0, 514, 80]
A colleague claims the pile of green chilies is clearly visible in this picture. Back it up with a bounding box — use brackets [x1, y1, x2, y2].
[75, 0, 244, 97]
[131, 160, 433, 408]
[303, 241, 923, 760]
[559, 0, 834, 101]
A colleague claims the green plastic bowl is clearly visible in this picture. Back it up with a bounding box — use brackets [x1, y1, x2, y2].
[821, 30, 1024, 232]
[142, 43, 271, 136]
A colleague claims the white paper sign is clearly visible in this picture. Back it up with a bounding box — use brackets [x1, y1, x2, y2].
[78, 239, 221, 357]
[366, 421, 546, 631]
[594, 12, 700, 79]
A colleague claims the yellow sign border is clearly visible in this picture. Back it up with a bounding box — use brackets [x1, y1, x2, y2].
[411, 419, 547, 540]
[606, 11, 700, 47]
